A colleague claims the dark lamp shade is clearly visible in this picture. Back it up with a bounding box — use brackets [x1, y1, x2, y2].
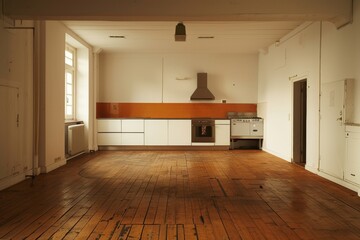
[175, 22, 186, 41]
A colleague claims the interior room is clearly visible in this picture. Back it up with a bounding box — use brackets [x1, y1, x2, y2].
[0, 0, 359, 239]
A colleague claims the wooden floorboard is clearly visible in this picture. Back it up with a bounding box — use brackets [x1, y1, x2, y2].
[0, 150, 359, 239]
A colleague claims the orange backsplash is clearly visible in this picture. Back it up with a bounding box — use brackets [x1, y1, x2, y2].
[96, 102, 257, 119]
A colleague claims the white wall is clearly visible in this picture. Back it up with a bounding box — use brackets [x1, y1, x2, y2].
[258, 22, 321, 167]
[40, 21, 93, 172]
[321, 3, 360, 123]
[66, 33, 93, 152]
[258, 1, 360, 191]
[41, 21, 67, 172]
[99, 53, 258, 103]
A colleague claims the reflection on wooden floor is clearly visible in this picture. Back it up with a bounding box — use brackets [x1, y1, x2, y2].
[0, 150, 360, 239]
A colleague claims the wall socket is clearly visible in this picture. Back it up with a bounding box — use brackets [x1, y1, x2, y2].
[54, 156, 62, 162]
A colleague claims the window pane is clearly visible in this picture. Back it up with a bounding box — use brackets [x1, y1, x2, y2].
[66, 72, 73, 84]
[66, 95, 72, 104]
[66, 84, 72, 94]
[66, 106, 73, 115]
[65, 50, 73, 59]
[65, 57, 73, 66]
[65, 45, 76, 120]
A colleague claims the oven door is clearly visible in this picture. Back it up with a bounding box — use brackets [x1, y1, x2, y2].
[192, 121, 215, 142]
[231, 119, 250, 137]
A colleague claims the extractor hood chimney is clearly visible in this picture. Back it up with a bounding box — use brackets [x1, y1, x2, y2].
[190, 73, 215, 100]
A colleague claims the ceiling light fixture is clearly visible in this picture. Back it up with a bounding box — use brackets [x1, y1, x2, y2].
[175, 22, 186, 41]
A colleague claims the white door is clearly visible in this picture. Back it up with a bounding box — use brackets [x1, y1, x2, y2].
[319, 80, 345, 179]
[0, 86, 19, 180]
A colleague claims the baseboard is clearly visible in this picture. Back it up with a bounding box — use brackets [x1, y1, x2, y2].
[40, 160, 66, 173]
[318, 171, 360, 195]
[25, 168, 41, 176]
[98, 145, 230, 151]
[261, 147, 291, 162]
[0, 174, 25, 191]
[66, 151, 86, 161]
[305, 164, 318, 174]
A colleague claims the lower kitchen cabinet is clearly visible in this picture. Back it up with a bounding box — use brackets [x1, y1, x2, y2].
[97, 119, 121, 132]
[145, 120, 168, 145]
[122, 119, 144, 132]
[344, 127, 360, 185]
[121, 133, 144, 145]
[215, 120, 230, 146]
[168, 120, 191, 145]
[97, 133, 122, 145]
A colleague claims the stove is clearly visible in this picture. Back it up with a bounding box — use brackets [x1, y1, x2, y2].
[230, 118, 264, 138]
[227, 112, 264, 149]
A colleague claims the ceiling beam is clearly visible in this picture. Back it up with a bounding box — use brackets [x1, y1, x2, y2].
[2, 0, 353, 28]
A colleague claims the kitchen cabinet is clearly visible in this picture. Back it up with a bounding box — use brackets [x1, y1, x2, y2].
[168, 120, 191, 145]
[97, 119, 121, 132]
[97, 119, 122, 146]
[344, 126, 360, 185]
[121, 119, 144, 145]
[215, 120, 230, 146]
[98, 133, 122, 145]
[122, 119, 144, 132]
[122, 133, 144, 145]
[145, 120, 168, 145]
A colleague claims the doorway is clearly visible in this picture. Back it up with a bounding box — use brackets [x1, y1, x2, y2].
[293, 79, 307, 166]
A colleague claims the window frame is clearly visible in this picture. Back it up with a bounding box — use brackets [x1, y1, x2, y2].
[65, 44, 76, 120]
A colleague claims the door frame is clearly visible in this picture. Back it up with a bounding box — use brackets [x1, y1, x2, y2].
[290, 75, 308, 166]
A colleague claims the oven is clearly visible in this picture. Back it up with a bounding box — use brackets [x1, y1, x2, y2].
[191, 119, 215, 143]
[231, 118, 264, 138]
[228, 112, 264, 149]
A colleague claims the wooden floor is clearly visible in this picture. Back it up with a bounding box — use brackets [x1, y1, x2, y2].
[1, 150, 360, 240]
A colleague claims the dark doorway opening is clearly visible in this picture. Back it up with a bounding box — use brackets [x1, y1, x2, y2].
[293, 79, 307, 166]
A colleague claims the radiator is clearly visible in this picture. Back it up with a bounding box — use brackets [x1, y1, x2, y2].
[67, 124, 86, 156]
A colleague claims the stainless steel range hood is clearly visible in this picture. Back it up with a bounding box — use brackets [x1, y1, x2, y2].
[190, 73, 215, 100]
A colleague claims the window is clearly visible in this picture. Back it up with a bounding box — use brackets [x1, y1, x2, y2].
[65, 45, 76, 120]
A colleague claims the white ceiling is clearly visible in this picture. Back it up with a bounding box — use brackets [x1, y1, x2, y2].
[63, 21, 303, 54]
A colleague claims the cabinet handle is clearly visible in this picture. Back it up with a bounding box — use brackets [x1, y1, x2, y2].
[351, 174, 356, 177]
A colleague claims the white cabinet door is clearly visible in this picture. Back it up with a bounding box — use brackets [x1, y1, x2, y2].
[122, 119, 144, 132]
[215, 124, 230, 146]
[122, 133, 144, 145]
[345, 129, 360, 185]
[145, 120, 168, 145]
[319, 80, 346, 179]
[97, 133, 122, 145]
[0, 86, 19, 180]
[97, 119, 121, 132]
[168, 120, 191, 146]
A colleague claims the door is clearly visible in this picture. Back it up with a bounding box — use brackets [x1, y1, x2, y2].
[293, 80, 307, 165]
[0, 85, 19, 180]
[319, 80, 345, 179]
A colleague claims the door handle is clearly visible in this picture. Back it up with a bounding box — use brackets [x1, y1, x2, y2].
[337, 117, 342, 121]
